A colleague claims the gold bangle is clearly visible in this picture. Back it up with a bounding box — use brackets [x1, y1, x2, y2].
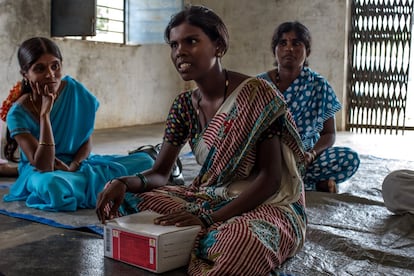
[39, 141, 55, 146]
[310, 150, 317, 160]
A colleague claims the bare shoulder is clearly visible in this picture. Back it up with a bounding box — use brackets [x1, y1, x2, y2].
[227, 70, 253, 92]
[229, 70, 250, 83]
[16, 93, 29, 105]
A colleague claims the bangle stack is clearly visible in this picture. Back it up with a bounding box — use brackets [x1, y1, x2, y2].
[135, 173, 148, 191]
[110, 178, 129, 191]
[199, 213, 214, 228]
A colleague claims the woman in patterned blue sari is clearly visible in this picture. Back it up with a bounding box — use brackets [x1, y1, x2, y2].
[2, 37, 154, 211]
[258, 21, 360, 193]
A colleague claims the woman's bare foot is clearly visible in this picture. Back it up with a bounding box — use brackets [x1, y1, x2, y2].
[0, 163, 18, 177]
[316, 179, 337, 193]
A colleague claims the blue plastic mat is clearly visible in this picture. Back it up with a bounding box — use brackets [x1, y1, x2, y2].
[0, 207, 103, 235]
[0, 182, 103, 236]
[0, 153, 198, 237]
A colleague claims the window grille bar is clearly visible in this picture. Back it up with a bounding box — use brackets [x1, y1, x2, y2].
[347, 0, 414, 135]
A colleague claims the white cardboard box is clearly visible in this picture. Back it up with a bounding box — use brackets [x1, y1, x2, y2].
[104, 210, 201, 273]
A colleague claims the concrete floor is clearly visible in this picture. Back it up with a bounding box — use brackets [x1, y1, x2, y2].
[0, 123, 188, 276]
[0, 123, 413, 276]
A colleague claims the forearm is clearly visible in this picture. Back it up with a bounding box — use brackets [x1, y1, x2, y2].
[311, 132, 335, 155]
[114, 169, 170, 194]
[34, 114, 55, 171]
[311, 117, 336, 155]
[211, 173, 280, 224]
[69, 139, 92, 170]
[210, 136, 282, 224]
[114, 142, 181, 193]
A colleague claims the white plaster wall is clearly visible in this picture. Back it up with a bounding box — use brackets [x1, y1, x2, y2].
[0, 0, 349, 130]
[58, 40, 181, 128]
[0, 0, 182, 129]
[189, 0, 348, 130]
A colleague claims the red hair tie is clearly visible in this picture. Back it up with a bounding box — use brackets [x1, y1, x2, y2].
[0, 81, 22, 122]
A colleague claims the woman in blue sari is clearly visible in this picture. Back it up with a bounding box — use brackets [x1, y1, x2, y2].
[2, 37, 154, 211]
[258, 21, 360, 192]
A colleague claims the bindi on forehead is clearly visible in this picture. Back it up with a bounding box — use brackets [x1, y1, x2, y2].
[279, 34, 304, 46]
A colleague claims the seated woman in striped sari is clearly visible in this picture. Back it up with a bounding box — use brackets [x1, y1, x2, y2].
[96, 5, 306, 275]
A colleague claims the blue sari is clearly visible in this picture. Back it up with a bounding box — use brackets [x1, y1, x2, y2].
[258, 67, 360, 190]
[3, 76, 154, 211]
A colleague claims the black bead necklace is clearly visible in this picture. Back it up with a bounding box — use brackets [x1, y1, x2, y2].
[274, 68, 281, 89]
[196, 69, 229, 126]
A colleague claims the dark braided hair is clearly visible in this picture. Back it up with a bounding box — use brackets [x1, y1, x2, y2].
[164, 5, 229, 56]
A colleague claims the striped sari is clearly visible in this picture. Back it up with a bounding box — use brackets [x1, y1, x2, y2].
[120, 78, 306, 275]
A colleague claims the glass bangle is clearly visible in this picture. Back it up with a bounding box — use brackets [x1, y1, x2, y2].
[135, 173, 148, 191]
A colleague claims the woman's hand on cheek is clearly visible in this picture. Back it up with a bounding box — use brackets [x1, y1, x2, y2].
[29, 81, 55, 115]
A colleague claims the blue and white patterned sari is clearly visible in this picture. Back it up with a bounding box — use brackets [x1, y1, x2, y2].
[258, 67, 360, 190]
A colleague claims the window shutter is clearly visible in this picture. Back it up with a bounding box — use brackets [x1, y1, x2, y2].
[125, 0, 183, 45]
[51, 0, 97, 37]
